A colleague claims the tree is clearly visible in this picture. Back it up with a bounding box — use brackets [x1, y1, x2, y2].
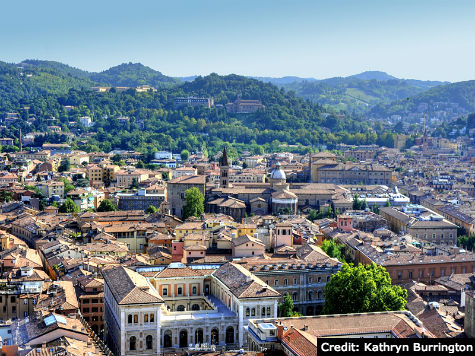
[457, 234, 475, 251]
[147, 205, 159, 214]
[323, 263, 407, 315]
[321, 239, 349, 262]
[181, 187, 204, 220]
[352, 194, 361, 210]
[180, 149, 190, 161]
[307, 209, 318, 222]
[60, 177, 75, 194]
[58, 158, 71, 172]
[59, 198, 80, 213]
[97, 199, 117, 212]
[129, 178, 139, 189]
[0, 190, 13, 203]
[278, 293, 301, 317]
[385, 199, 391, 207]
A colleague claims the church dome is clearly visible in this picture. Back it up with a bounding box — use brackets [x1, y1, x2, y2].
[270, 162, 286, 180]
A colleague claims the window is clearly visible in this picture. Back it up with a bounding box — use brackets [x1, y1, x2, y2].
[128, 314, 132, 324]
[146, 335, 153, 350]
[92, 307, 98, 312]
[130, 336, 136, 351]
[293, 278, 297, 285]
[397, 272, 402, 280]
[274, 280, 279, 286]
[408, 271, 413, 279]
[163, 288, 168, 296]
[246, 308, 250, 317]
[83, 308, 90, 313]
[308, 277, 312, 283]
[144, 314, 148, 323]
[133, 314, 138, 323]
[178, 287, 183, 295]
[262, 307, 266, 316]
[266, 306, 271, 316]
[150, 314, 154, 323]
[251, 308, 256, 316]
[92, 299, 98, 304]
[192, 286, 197, 295]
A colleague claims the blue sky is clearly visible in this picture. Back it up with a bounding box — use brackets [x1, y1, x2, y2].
[1, 0, 473, 81]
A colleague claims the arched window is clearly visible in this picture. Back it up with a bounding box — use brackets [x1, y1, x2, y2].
[192, 304, 200, 311]
[163, 330, 172, 348]
[177, 305, 185, 312]
[226, 326, 234, 344]
[262, 307, 266, 316]
[211, 328, 219, 345]
[246, 307, 250, 317]
[146, 335, 153, 350]
[127, 314, 132, 324]
[266, 306, 271, 316]
[129, 336, 136, 351]
[251, 308, 255, 316]
[150, 313, 154, 322]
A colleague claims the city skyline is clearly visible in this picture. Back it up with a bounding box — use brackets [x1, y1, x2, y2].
[0, 0, 474, 82]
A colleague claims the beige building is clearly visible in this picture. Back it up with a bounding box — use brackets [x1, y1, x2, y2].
[87, 165, 104, 187]
[407, 219, 458, 246]
[232, 235, 265, 258]
[36, 181, 65, 199]
[115, 170, 149, 188]
[167, 175, 206, 219]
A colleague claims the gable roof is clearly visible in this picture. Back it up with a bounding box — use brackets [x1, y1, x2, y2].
[213, 262, 280, 299]
[102, 266, 163, 305]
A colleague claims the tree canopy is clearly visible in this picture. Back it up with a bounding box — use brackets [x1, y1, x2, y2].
[323, 263, 407, 315]
[97, 199, 117, 212]
[182, 187, 204, 220]
[278, 293, 301, 317]
[59, 198, 80, 213]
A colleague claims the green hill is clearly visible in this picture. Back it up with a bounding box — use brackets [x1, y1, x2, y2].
[0, 60, 94, 112]
[369, 80, 475, 118]
[89, 62, 179, 88]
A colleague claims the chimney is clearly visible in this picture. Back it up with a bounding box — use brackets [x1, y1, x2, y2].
[276, 325, 284, 340]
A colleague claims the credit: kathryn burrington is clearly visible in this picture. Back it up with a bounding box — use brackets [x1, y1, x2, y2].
[318, 339, 475, 355]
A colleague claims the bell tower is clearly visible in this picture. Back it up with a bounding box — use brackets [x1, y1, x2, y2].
[219, 147, 230, 188]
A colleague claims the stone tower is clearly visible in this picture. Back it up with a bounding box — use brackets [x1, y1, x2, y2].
[219, 147, 230, 188]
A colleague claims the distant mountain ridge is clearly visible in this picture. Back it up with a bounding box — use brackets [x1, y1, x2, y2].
[250, 72, 449, 113]
[19, 60, 178, 88]
[0, 59, 469, 120]
[369, 80, 475, 118]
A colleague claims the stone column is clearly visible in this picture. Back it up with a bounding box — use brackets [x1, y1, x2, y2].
[120, 309, 126, 356]
[238, 304, 244, 347]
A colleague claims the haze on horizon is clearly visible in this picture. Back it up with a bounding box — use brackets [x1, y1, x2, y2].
[1, 0, 474, 82]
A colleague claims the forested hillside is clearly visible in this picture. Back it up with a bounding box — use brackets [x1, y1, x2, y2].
[259, 73, 446, 113]
[0, 64, 395, 158]
[369, 80, 475, 118]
